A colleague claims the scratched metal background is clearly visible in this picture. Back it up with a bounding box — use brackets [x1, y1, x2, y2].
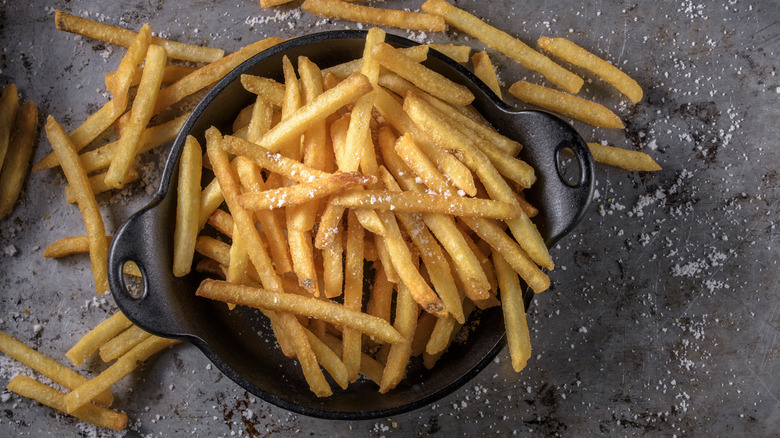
[1, 0, 778, 436]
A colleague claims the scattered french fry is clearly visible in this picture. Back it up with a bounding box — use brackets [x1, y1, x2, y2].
[66, 312, 133, 366]
[0, 100, 38, 219]
[586, 142, 661, 171]
[0, 83, 19, 173]
[172, 136, 203, 277]
[301, 0, 446, 32]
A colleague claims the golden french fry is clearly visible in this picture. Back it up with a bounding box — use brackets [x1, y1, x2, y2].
[422, 300, 474, 369]
[516, 192, 539, 218]
[461, 217, 549, 293]
[422, 0, 583, 93]
[393, 132, 453, 195]
[287, 228, 318, 294]
[586, 142, 661, 171]
[538, 36, 643, 103]
[508, 80, 624, 129]
[98, 325, 152, 363]
[0, 332, 113, 407]
[472, 51, 502, 98]
[301, 0, 445, 31]
[246, 97, 273, 144]
[221, 135, 330, 183]
[260, 0, 296, 6]
[54, 10, 224, 63]
[45, 117, 109, 294]
[255, 73, 372, 152]
[318, 332, 384, 386]
[313, 199, 346, 249]
[240, 74, 286, 107]
[493, 251, 532, 372]
[330, 190, 523, 220]
[7, 376, 127, 431]
[232, 104, 255, 133]
[64, 336, 179, 413]
[172, 136, 202, 277]
[366, 264, 394, 322]
[0, 83, 19, 173]
[0, 101, 38, 219]
[425, 312, 457, 355]
[108, 24, 151, 117]
[411, 311, 438, 357]
[429, 44, 471, 63]
[195, 236, 231, 266]
[64, 168, 139, 203]
[277, 313, 332, 397]
[195, 279, 404, 344]
[105, 44, 167, 189]
[206, 127, 284, 293]
[304, 328, 349, 390]
[342, 209, 365, 381]
[235, 157, 294, 275]
[379, 281, 418, 393]
[322, 231, 344, 298]
[105, 64, 197, 89]
[44, 235, 108, 258]
[324, 45, 429, 80]
[238, 172, 375, 211]
[373, 43, 474, 106]
[197, 177, 225, 232]
[207, 209, 234, 238]
[66, 312, 133, 366]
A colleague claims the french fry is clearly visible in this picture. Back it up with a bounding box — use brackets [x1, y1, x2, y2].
[240, 74, 285, 106]
[429, 44, 471, 63]
[321, 230, 344, 298]
[7, 376, 126, 430]
[33, 100, 122, 172]
[422, 300, 474, 369]
[330, 190, 524, 220]
[287, 229, 318, 294]
[0, 101, 38, 219]
[279, 55, 303, 160]
[393, 133, 453, 195]
[0, 332, 113, 407]
[44, 235, 109, 259]
[172, 136, 202, 277]
[54, 10, 224, 63]
[105, 44, 167, 189]
[538, 36, 643, 103]
[232, 104, 256, 133]
[508, 80, 624, 129]
[425, 312, 457, 355]
[471, 51, 502, 98]
[277, 313, 332, 397]
[237, 172, 375, 211]
[98, 325, 152, 363]
[373, 42, 474, 106]
[260, 0, 296, 7]
[324, 45, 429, 80]
[379, 281, 418, 393]
[411, 311, 438, 357]
[221, 135, 330, 183]
[246, 97, 274, 144]
[493, 251, 532, 372]
[207, 209, 234, 238]
[108, 24, 151, 117]
[313, 199, 346, 249]
[63, 336, 179, 413]
[0, 83, 19, 172]
[318, 332, 384, 386]
[586, 142, 661, 171]
[304, 328, 349, 390]
[421, 0, 583, 93]
[45, 117, 109, 294]
[105, 64, 197, 89]
[195, 279, 404, 344]
[301, 0, 446, 32]
[366, 264, 394, 322]
[64, 168, 140, 203]
[66, 312, 133, 366]
[342, 210, 365, 381]
[235, 157, 294, 275]
[197, 177, 225, 231]
[195, 236, 231, 269]
[254, 73, 372, 152]
[206, 127, 283, 293]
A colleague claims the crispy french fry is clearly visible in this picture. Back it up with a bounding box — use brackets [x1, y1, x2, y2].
[288, 229, 318, 294]
[330, 190, 523, 220]
[195, 236, 231, 267]
[277, 313, 332, 397]
[0, 101, 38, 219]
[207, 209, 234, 238]
[64, 168, 139, 203]
[304, 328, 348, 390]
[373, 43, 474, 106]
[508, 80, 624, 129]
[45, 117, 108, 294]
[221, 135, 330, 182]
[493, 251, 532, 372]
[379, 281, 418, 393]
[105, 44, 167, 189]
[394, 133, 453, 195]
[0, 83, 19, 173]
[54, 10, 224, 62]
[322, 230, 344, 298]
[255, 73, 372, 152]
[108, 24, 151, 117]
[411, 311, 438, 357]
[240, 75, 286, 107]
[324, 45, 429, 80]
[172, 136, 202, 277]
[538, 36, 643, 103]
[472, 51, 502, 98]
[429, 44, 471, 63]
[0, 332, 113, 407]
[195, 279, 404, 344]
[421, 0, 583, 93]
[7, 376, 126, 430]
[63, 336, 179, 413]
[342, 209, 364, 381]
[238, 172, 375, 211]
[301, 0, 445, 31]
[197, 177, 225, 231]
[44, 235, 109, 258]
[105, 64, 197, 89]
[233, 104, 255, 133]
[66, 312, 133, 366]
[98, 325, 152, 363]
[586, 142, 661, 171]
[422, 300, 474, 369]
[313, 199, 346, 249]
[366, 264, 394, 322]
[246, 97, 273, 144]
[260, 0, 296, 6]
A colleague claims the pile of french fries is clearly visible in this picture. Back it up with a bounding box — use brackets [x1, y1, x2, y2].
[0, 0, 663, 431]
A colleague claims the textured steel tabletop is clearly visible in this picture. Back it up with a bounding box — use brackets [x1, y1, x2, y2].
[1, 0, 778, 436]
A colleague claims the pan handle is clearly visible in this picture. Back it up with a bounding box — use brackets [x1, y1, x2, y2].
[108, 202, 191, 338]
[502, 110, 594, 246]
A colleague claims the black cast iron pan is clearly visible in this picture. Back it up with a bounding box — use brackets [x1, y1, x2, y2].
[107, 30, 594, 420]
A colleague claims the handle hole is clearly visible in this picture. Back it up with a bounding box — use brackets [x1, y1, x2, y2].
[556, 147, 583, 188]
[122, 261, 145, 300]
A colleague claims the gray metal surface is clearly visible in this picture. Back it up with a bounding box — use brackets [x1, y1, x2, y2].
[0, 0, 778, 436]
